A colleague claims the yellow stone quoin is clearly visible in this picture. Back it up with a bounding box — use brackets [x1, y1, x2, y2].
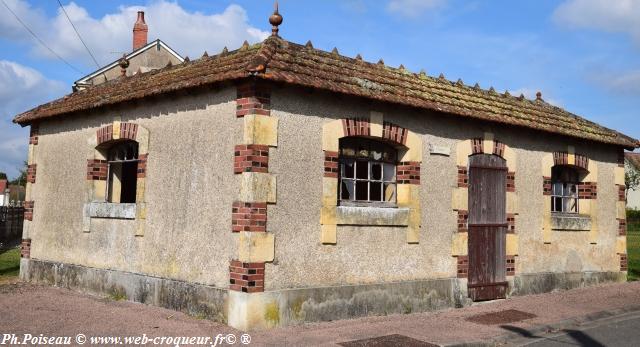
[243, 114, 278, 147]
[239, 172, 277, 203]
[506, 234, 519, 255]
[451, 232, 468, 256]
[238, 232, 275, 263]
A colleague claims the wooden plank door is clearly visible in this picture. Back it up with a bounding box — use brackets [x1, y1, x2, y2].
[467, 154, 507, 301]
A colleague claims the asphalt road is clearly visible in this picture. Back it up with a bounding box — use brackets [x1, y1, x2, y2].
[518, 312, 640, 347]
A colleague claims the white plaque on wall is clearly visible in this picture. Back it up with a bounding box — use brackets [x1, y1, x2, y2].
[429, 144, 451, 156]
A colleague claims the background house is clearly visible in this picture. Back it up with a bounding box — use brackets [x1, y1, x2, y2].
[73, 11, 183, 91]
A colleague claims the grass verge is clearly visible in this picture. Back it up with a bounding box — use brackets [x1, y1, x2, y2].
[0, 247, 20, 280]
[628, 226, 640, 281]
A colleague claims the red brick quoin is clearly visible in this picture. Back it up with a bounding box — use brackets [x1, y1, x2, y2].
[23, 201, 34, 221]
[26, 164, 37, 184]
[506, 255, 516, 276]
[620, 254, 628, 272]
[457, 166, 468, 188]
[137, 154, 148, 178]
[86, 160, 107, 180]
[456, 256, 468, 278]
[229, 260, 265, 293]
[324, 151, 339, 178]
[343, 118, 370, 137]
[457, 210, 468, 233]
[232, 202, 267, 233]
[543, 176, 552, 195]
[20, 239, 31, 258]
[29, 125, 39, 145]
[618, 219, 627, 236]
[96, 123, 138, 145]
[236, 82, 270, 117]
[234, 145, 269, 174]
[578, 182, 598, 199]
[507, 172, 516, 192]
[618, 185, 626, 202]
[397, 162, 420, 184]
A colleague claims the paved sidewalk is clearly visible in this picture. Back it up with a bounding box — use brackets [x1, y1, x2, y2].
[0, 280, 639, 346]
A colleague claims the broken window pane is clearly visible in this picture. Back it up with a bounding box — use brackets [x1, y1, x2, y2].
[356, 181, 368, 200]
[370, 182, 382, 201]
[371, 163, 382, 180]
[341, 180, 354, 200]
[356, 161, 368, 179]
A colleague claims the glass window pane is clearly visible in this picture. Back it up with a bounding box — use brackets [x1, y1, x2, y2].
[383, 163, 396, 182]
[356, 161, 368, 179]
[370, 182, 382, 201]
[357, 144, 369, 158]
[569, 198, 578, 213]
[371, 163, 382, 180]
[568, 184, 577, 198]
[371, 143, 383, 160]
[384, 183, 396, 202]
[342, 160, 354, 179]
[553, 197, 562, 212]
[341, 180, 354, 200]
[553, 183, 562, 196]
[356, 181, 368, 200]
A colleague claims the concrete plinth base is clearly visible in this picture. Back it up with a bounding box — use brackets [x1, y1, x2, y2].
[19, 259, 627, 331]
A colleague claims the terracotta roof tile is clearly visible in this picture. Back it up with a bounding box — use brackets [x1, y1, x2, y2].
[13, 36, 639, 148]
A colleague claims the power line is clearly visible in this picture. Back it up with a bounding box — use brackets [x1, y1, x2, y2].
[56, 0, 101, 69]
[1, 0, 83, 74]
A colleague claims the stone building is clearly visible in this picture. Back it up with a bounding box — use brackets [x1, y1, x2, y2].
[13, 7, 639, 331]
[73, 11, 183, 91]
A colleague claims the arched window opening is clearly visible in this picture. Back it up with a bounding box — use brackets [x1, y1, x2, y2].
[106, 141, 139, 203]
[339, 137, 397, 206]
[551, 165, 583, 213]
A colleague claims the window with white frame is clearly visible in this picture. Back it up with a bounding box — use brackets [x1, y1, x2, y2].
[551, 165, 580, 213]
[106, 141, 139, 203]
[339, 137, 397, 206]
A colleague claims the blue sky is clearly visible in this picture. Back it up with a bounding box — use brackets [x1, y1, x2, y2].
[1, 0, 639, 178]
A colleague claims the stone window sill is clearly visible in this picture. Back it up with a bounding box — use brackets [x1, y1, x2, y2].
[87, 202, 137, 220]
[336, 206, 409, 226]
[551, 213, 591, 231]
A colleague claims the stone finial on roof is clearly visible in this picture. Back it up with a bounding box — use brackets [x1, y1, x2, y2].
[332, 47, 339, 55]
[221, 46, 229, 55]
[474, 83, 480, 90]
[536, 91, 543, 101]
[184, 56, 190, 62]
[504, 90, 511, 97]
[489, 86, 497, 94]
[378, 59, 385, 65]
[118, 54, 129, 77]
[419, 69, 427, 78]
[399, 64, 406, 71]
[519, 93, 525, 100]
[355, 54, 363, 61]
[456, 79, 464, 86]
[202, 51, 209, 58]
[305, 40, 313, 49]
[269, 1, 283, 37]
[241, 41, 250, 51]
[438, 73, 446, 81]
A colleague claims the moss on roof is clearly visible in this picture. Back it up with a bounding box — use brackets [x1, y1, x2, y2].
[13, 36, 639, 148]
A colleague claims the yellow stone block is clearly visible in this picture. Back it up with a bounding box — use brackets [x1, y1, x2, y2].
[400, 132, 423, 162]
[135, 220, 146, 237]
[407, 226, 419, 244]
[136, 202, 147, 220]
[27, 144, 35, 165]
[408, 208, 421, 227]
[321, 224, 337, 244]
[238, 232, 275, 262]
[322, 177, 338, 206]
[617, 201, 626, 219]
[506, 234, 519, 255]
[541, 153, 554, 177]
[320, 205, 336, 225]
[243, 114, 278, 147]
[483, 132, 494, 155]
[322, 120, 344, 152]
[451, 232, 468, 256]
[614, 166, 625, 185]
[456, 140, 472, 166]
[503, 146, 517, 172]
[239, 172, 276, 203]
[397, 184, 420, 208]
[370, 111, 383, 137]
[112, 121, 121, 140]
[93, 180, 106, 201]
[135, 126, 150, 154]
[136, 178, 146, 203]
[506, 191, 518, 214]
[580, 199, 591, 216]
[616, 237, 627, 254]
[451, 187, 468, 211]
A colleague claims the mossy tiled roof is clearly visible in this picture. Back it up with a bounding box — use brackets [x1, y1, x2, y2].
[13, 36, 639, 148]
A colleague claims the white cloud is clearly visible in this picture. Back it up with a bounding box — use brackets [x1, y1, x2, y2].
[0, 1, 269, 68]
[591, 70, 640, 95]
[0, 61, 66, 178]
[387, 0, 447, 18]
[553, 0, 640, 42]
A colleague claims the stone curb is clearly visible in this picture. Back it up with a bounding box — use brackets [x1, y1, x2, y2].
[442, 304, 640, 347]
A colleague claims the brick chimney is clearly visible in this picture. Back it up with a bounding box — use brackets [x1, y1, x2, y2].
[133, 11, 148, 51]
